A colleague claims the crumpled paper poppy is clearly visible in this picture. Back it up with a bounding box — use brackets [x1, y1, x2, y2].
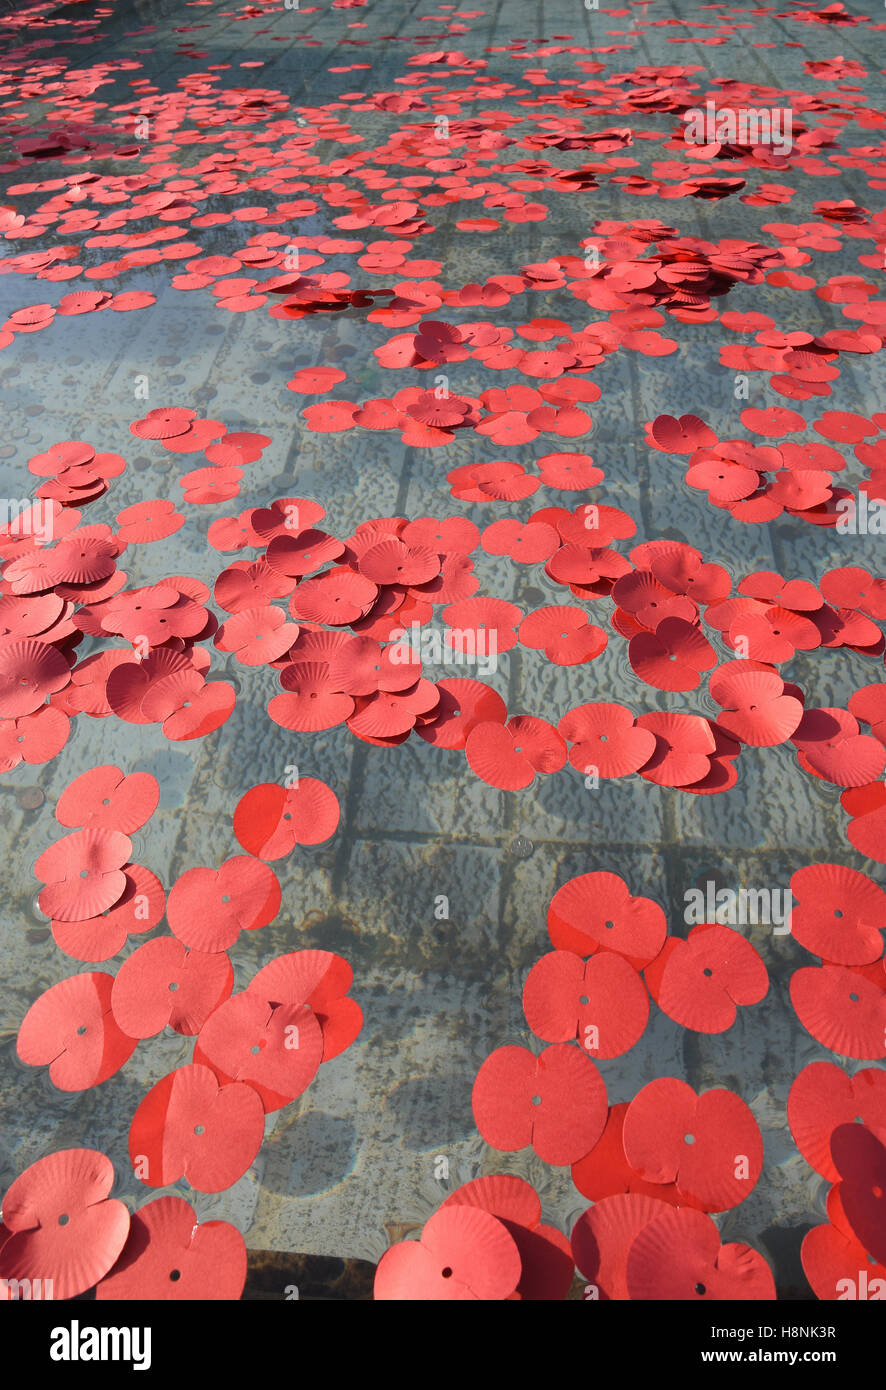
[472, 1042, 607, 1166]
[523, 949, 649, 1058]
[247, 949, 362, 1062]
[0, 1148, 130, 1301]
[96, 1196, 247, 1301]
[790, 863, 886, 965]
[128, 1063, 265, 1193]
[167, 855, 281, 951]
[233, 779, 340, 857]
[17, 971, 137, 1090]
[111, 937, 233, 1038]
[623, 1077, 763, 1212]
[547, 871, 667, 969]
[55, 764, 159, 834]
[374, 1204, 521, 1302]
[193, 991, 324, 1112]
[788, 1061, 886, 1182]
[442, 1175, 574, 1301]
[626, 1205, 775, 1300]
[34, 826, 131, 921]
[645, 924, 769, 1033]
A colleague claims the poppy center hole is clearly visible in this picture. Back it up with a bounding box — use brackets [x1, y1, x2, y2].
[168, 982, 178, 991]
[694, 1282, 706, 1296]
[102, 798, 110, 805]
[684, 1133, 695, 1144]
[530, 1095, 541, 1106]
[604, 920, 614, 930]
[284, 812, 292, 820]
[80, 869, 89, 878]
[441, 1267, 453, 1279]
[579, 995, 589, 1005]
[169, 1270, 181, 1282]
[703, 967, 713, 977]
[250, 1044, 262, 1054]
[194, 1124, 205, 1136]
[221, 894, 230, 903]
[834, 909, 843, 918]
[58, 1213, 70, 1226]
[849, 992, 859, 1002]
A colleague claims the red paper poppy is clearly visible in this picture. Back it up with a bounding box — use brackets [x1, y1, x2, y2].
[523, 950, 649, 1058]
[629, 617, 715, 692]
[112, 937, 233, 1039]
[537, 451, 603, 490]
[115, 499, 185, 545]
[787, 1061, 886, 1181]
[401, 515, 480, 555]
[269, 662, 354, 732]
[649, 413, 717, 454]
[472, 1042, 607, 1166]
[130, 408, 196, 441]
[481, 519, 560, 566]
[794, 707, 886, 787]
[0, 1149, 130, 1302]
[801, 1208, 886, 1303]
[34, 826, 131, 921]
[214, 605, 298, 665]
[193, 991, 323, 1112]
[128, 1063, 265, 1193]
[162, 679, 236, 742]
[519, 606, 608, 666]
[547, 871, 667, 969]
[790, 964, 886, 1059]
[95, 1196, 247, 1302]
[625, 1205, 775, 1301]
[830, 1124, 886, 1265]
[645, 924, 769, 1033]
[636, 711, 716, 787]
[623, 1078, 763, 1212]
[51, 863, 164, 963]
[233, 779, 340, 857]
[167, 855, 281, 951]
[0, 638, 70, 717]
[571, 1104, 680, 1205]
[790, 863, 886, 965]
[441, 1175, 573, 1301]
[710, 666, 804, 746]
[247, 949, 361, 1062]
[557, 702, 657, 781]
[465, 715, 566, 789]
[374, 1204, 522, 1302]
[288, 565, 377, 625]
[55, 765, 159, 834]
[0, 705, 70, 772]
[571, 1192, 676, 1301]
[413, 677, 507, 750]
[17, 972, 137, 1090]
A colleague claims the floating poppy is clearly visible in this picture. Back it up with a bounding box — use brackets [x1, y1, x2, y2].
[646, 924, 769, 1033]
[111, 937, 233, 1038]
[788, 1061, 886, 1182]
[95, 1196, 247, 1301]
[374, 1205, 521, 1302]
[17, 972, 137, 1090]
[523, 950, 649, 1059]
[128, 1064, 265, 1193]
[0, 1149, 130, 1302]
[472, 1042, 607, 1166]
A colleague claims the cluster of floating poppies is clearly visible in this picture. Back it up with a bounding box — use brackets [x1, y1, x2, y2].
[1, 763, 359, 1298]
[377, 871, 884, 1299]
